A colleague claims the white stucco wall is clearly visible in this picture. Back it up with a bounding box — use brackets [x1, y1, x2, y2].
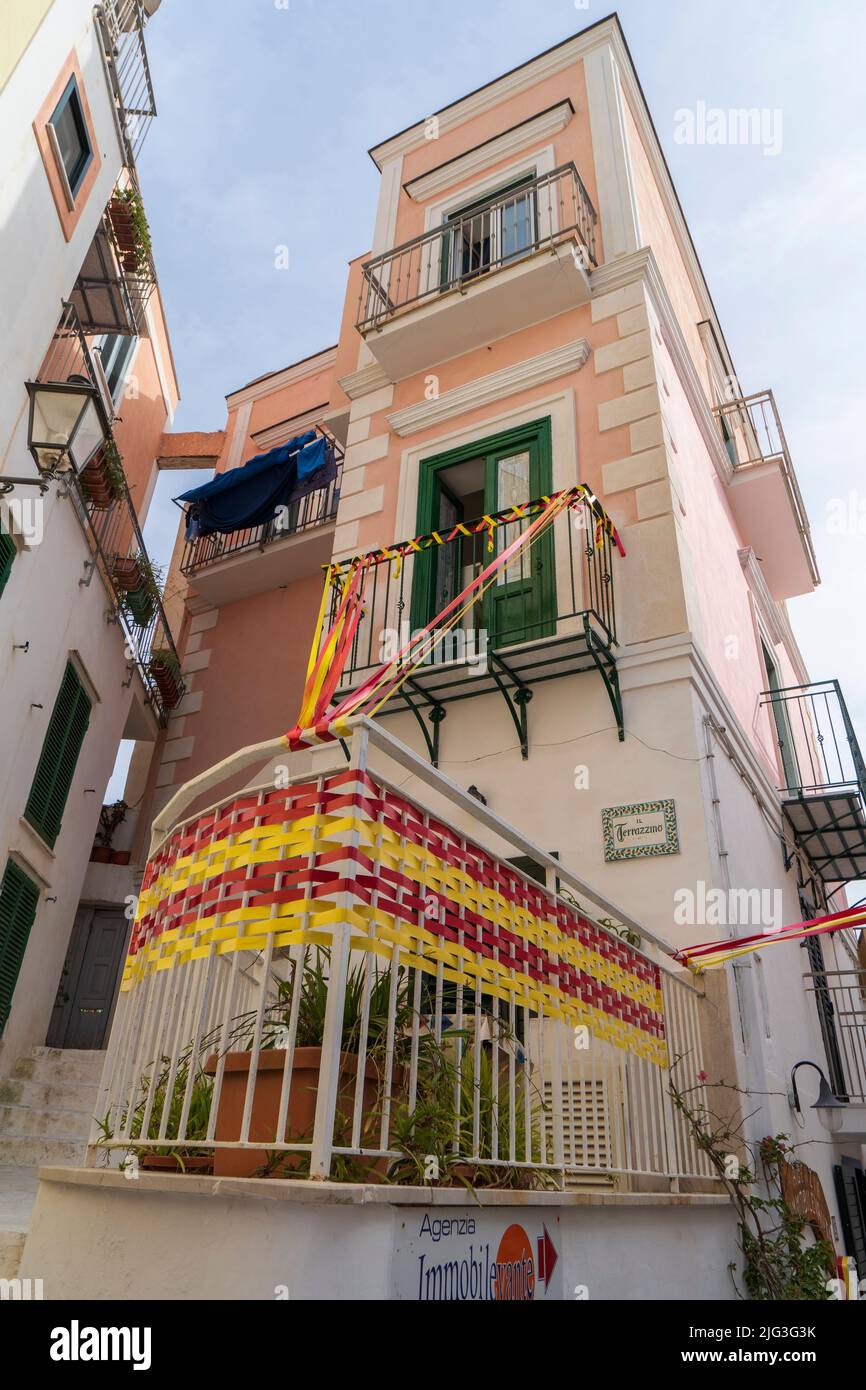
[20, 1171, 739, 1301]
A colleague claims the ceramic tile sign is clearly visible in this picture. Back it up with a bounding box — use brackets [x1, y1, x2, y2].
[602, 799, 680, 862]
[393, 1211, 562, 1301]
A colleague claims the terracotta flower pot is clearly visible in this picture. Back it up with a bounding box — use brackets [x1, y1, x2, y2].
[80, 454, 115, 510]
[110, 849, 131, 865]
[113, 557, 143, 591]
[203, 1047, 399, 1179]
[90, 846, 111, 863]
[109, 198, 135, 248]
[149, 660, 181, 708]
[140, 1154, 213, 1175]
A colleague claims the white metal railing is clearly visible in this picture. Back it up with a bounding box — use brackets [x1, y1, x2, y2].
[92, 721, 716, 1189]
[96, 0, 157, 168]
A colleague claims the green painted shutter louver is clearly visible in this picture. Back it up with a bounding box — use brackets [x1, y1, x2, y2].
[24, 662, 92, 848]
[0, 860, 40, 1035]
[0, 524, 14, 600]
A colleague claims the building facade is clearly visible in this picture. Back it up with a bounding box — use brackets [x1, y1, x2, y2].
[0, 0, 182, 1080]
[10, 13, 866, 1296]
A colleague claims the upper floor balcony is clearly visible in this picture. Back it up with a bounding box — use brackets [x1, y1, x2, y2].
[760, 679, 866, 884]
[713, 389, 819, 600]
[71, 180, 156, 337]
[319, 484, 621, 763]
[356, 163, 598, 380]
[24, 302, 183, 730]
[95, 0, 159, 171]
[177, 429, 343, 606]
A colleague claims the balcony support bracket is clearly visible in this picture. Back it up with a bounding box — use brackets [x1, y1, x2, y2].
[489, 652, 533, 760]
[584, 614, 624, 742]
[401, 679, 446, 767]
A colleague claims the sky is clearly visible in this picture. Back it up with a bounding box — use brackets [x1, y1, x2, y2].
[115, 0, 866, 858]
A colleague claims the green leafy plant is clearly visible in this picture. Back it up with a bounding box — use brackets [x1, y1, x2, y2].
[669, 1067, 834, 1300]
[96, 798, 127, 850]
[124, 1056, 213, 1161]
[111, 186, 152, 271]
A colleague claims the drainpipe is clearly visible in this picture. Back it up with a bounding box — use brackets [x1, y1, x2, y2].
[703, 716, 773, 1138]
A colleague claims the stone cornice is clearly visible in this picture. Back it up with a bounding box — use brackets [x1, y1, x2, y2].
[386, 338, 590, 437]
[338, 361, 392, 400]
[368, 18, 615, 169]
[404, 101, 574, 202]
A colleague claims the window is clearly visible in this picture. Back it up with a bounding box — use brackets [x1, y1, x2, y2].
[96, 333, 138, 402]
[0, 860, 40, 1035]
[761, 642, 798, 791]
[24, 662, 92, 848]
[440, 174, 537, 287]
[48, 76, 93, 198]
[413, 418, 555, 650]
[0, 521, 14, 601]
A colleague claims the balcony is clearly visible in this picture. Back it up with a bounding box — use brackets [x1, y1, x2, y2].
[760, 680, 866, 883]
[178, 435, 343, 605]
[713, 390, 818, 600]
[95, 0, 158, 170]
[70, 188, 156, 336]
[33, 304, 184, 729]
[93, 717, 717, 1193]
[804, 963, 866, 1110]
[356, 163, 598, 380]
[320, 485, 621, 763]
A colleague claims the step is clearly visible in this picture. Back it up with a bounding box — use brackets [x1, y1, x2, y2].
[0, 1231, 25, 1279]
[0, 1136, 88, 1168]
[0, 1076, 102, 1112]
[0, 1103, 95, 1139]
[10, 1050, 106, 1087]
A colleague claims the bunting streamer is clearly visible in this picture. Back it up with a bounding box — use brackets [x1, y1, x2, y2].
[673, 904, 866, 973]
[125, 770, 667, 1065]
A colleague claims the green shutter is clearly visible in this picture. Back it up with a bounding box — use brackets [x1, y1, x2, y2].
[24, 662, 92, 848]
[0, 860, 40, 1035]
[0, 523, 14, 600]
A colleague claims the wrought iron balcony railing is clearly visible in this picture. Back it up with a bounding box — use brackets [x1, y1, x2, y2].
[38, 303, 183, 725]
[761, 680, 866, 883]
[319, 485, 621, 762]
[760, 681, 866, 802]
[357, 162, 598, 333]
[96, 0, 158, 169]
[804, 964, 866, 1104]
[179, 436, 343, 578]
[712, 389, 819, 584]
[72, 189, 156, 336]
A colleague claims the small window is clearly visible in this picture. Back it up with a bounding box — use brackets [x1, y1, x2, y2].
[97, 333, 138, 402]
[48, 76, 93, 198]
[24, 661, 92, 848]
[0, 521, 15, 601]
[0, 860, 40, 1036]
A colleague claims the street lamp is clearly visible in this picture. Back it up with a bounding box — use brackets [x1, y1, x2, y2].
[790, 1060, 846, 1134]
[25, 374, 107, 475]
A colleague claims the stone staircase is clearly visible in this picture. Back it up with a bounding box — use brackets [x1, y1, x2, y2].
[0, 1047, 104, 1278]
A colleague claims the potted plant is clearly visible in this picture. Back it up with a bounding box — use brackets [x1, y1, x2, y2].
[148, 647, 182, 709]
[203, 950, 410, 1179]
[90, 799, 128, 864]
[79, 440, 125, 510]
[117, 553, 163, 627]
[126, 1058, 214, 1174]
[108, 187, 152, 274]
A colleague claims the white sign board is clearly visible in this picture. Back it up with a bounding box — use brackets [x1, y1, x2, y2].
[393, 1210, 562, 1301]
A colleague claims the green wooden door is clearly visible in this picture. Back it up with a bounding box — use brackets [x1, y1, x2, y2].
[413, 419, 554, 651]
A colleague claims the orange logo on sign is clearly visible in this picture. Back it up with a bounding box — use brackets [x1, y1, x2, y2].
[493, 1224, 535, 1301]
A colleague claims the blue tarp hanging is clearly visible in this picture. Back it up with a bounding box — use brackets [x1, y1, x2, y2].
[176, 431, 337, 539]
